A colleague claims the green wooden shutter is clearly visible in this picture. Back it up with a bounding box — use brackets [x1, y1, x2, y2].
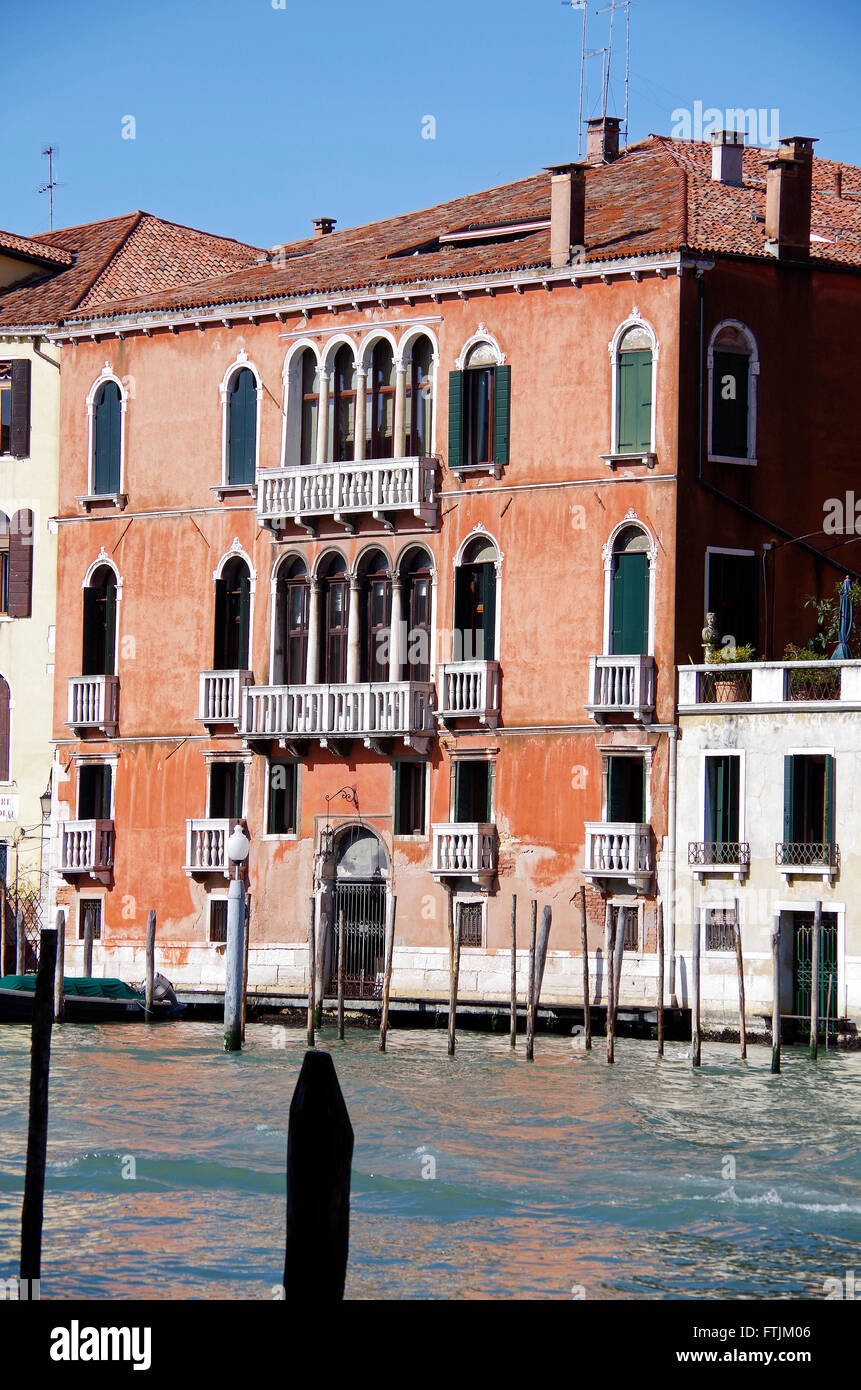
[213, 578, 227, 668]
[448, 371, 464, 469]
[783, 755, 795, 844]
[238, 575, 251, 669]
[712, 351, 750, 458]
[82, 586, 99, 676]
[611, 552, 649, 656]
[100, 765, 113, 820]
[824, 755, 835, 846]
[94, 383, 121, 494]
[455, 762, 468, 823]
[10, 359, 30, 458]
[481, 562, 496, 661]
[103, 582, 117, 676]
[618, 350, 652, 454]
[492, 365, 511, 467]
[228, 371, 256, 484]
[233, 763, 245, 821]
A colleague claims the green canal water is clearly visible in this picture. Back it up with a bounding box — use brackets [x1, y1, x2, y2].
[0, 1022, 859, 1300]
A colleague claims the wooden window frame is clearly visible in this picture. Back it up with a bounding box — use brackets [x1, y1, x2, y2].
[393, 759, 428, 839]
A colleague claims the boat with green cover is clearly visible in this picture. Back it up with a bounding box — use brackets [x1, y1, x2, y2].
[0, 974, 185, 1023]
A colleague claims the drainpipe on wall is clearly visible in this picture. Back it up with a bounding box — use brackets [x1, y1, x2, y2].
[666, 726, 679, 1007]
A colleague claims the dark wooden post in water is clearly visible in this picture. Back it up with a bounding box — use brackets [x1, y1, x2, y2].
[20, 926, 57, 1287]
[613, 907, 626, 1010]
[241, 899, 251, 1042]
[534, 906, 552, 1004]
[379, 895, 396, 1052]
[306, 897, 316, 1049]
[691, 911, 702, 1068]
[606, 906, 616, 1065]
[810, 900, 821, 1062]
[283, 1051, 354, 1301]
[656, 902, 664, 1058]
[53, 912, 65, 1024]
[82, 904, 94, 977]
[447, 893, 461, 1058]
[16, 910, 26, 975]
[771, 913, 781, 1075]
[336, 909, 345, 1042]
[579, 886, 592, 1050]
[734, 918, 747, 1060]
[144, 909, 156, 1020]
[509, 895, 517, 1048]
[525, 899, 537, 1061]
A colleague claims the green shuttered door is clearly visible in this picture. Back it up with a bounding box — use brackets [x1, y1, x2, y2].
[617, 350, 652, 454]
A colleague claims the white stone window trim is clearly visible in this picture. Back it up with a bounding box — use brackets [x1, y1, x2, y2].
[268, 549, 309, 685]
[703, 546, 757, 650]
[698, 747, 747, 848]
[281, 339, 323, 470]
[455, 326, 506, 370]
[76, 892, 107, 944]
[707, 319, 760, 467]
[452, 523, 503, 664]
[601, 511, 658, 658]
[262, 755, 301, 840]
[773, 900, 846, 1018]
[73, 751, 119, 819]
[80, 550, 123, 678]
[218, 350, 263, 490]
[606, 310, 660, 461]
[599, 745, 654, 824]
[454, 891, 487, 950]
[212, 540, 257, 672]
[699, 896, 741, 956]
[392, 757, 430, 841]
[83, 362, 128, 507]
[395, 541, 438, 682]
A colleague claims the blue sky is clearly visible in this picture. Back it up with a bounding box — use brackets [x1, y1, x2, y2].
[3, 0, 860, 250]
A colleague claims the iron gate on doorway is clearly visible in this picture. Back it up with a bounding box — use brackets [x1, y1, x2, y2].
[330, 881, 387, 999]
[793, 912, 838, 1036]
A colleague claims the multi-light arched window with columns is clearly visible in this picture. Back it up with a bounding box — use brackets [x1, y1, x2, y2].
[708, 320, 759, 464]
[602, 517, 657, 658]
[397, 545, 434, 682]
[86, 364, 127, 498]
[271, 554, 310, 686]
[608, 315, 659, 459]
[220, 353, 262, 487]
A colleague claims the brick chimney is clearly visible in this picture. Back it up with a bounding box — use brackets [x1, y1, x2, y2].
[765, 137, 816, 260]
[313, 217, 337, 239]
[711, 130, 745, 186]
[546, 162, 586, 268]
[586, 116, 621, 166]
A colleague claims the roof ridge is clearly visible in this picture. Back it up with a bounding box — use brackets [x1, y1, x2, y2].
[65, 210, 146, 313]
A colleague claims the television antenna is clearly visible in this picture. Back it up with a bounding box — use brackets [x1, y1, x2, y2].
[596, 0, 632, 145]
[39, 145, 58, 230]
[561, 1, 589, 158]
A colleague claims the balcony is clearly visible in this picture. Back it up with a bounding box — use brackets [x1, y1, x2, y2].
[59, 820, 114, 878]
[678, 660, 861, 712]
[436, 661, 501, 728]
[586, 654, 655, 722]
[257, 456, 438, 534]
[688, 841, 751, 882]
[776, 841, 839, 885]
[198, 670, 253, 731]
[242, 681, 435, 754]
[432, 823, 498, 886]
[584, 822, 653, 890]
[184, 819, 232, 877]
[67, 675, 119, 736]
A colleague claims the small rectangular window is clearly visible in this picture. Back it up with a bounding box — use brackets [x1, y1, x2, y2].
[394, 761, 426, 836]
[784, 754, 834, 847]
[454, 759, 491, 823]
[209, 899, 228, 944]
[267, 759, 297, 835]
[606, 756, 646, 824]
[457, 900, 483, 947]
[78, 899, 102, 942]
[77, 763, 112, 820]
[209, 761, 245, 820]
[705, 906, 737, 952]
[706, 551, 758, 653]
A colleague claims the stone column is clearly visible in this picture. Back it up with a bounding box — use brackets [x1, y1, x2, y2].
[306, 579, 321, 685]
[316, 370, 330, 467]
[389, 579, 404, 683]
[394, 363, 407, 458]
[354, 367, 368, 461]
[346, 578, 362, 685]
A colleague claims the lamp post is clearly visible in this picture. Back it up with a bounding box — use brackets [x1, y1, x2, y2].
[38, 779, 52, 913]
[223, 826, 250, 1053]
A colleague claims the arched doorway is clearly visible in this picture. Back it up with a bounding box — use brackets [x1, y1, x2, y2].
[610, 526, 650, 656]
[328, 826, 388, 999]
[83, 565, 118, 676]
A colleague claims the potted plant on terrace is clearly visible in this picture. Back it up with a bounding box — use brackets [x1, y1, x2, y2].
[705, 642, 757, 702]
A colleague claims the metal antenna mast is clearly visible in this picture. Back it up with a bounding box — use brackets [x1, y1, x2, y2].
[596, 1, 632, 144]
[561, 1, 588, 158]
[39, 145, 57, 230]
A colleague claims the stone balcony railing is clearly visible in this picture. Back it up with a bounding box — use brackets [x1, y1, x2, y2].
[184, 819, 232, 877]
[679, 660, 861, 711]
[198, 670, 253, 730]
[241, 681, 435, 751]
[586, 654, 655, 722]
[583, 822, 653, 888]
[67, 675, 119, 735]
[257, 456, 438, 531]
[59, 820, 115, 876]
[436, 661, 501, 727]
[432, 823, 498, 886]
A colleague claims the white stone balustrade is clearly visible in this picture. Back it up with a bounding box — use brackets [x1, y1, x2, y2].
[432, 823, 498, 884]
[67, 675, 119, 733]
[59, 820, 115, 875]
[257, 456, 437, 529]
[679, 660, 861, 710]
[242, 681, 434, 743]
[436, 661, 501, 726]
[584, 823, 653, 884]
[198, 670, 253, 727]
[184, 819, 231, 876]
[587, 654, 655, 720]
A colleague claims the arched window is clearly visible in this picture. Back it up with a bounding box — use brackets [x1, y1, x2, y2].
[369, 340, 395, 459]
[454, 536, 498, 662]
[92, 380, 122, 494]
[609, 526, 650, 656]
[214, 557, 251, 671]
[405, 335, 434, 456]
[615, 326, 653, 456]
[358, 550, 392, 684]
[226, 368, 258, 485]
[83, 565, 118, 677]
[709, 323, 757, 461]
[300, 349, 319, 465]
[318, 554, 349, 684]
[0, 675, 10, 782]
[400, 548, 433, 682]
[449, 339, 510, 473]
[273, 557, 309, 686]
[329, 345, 357, 463]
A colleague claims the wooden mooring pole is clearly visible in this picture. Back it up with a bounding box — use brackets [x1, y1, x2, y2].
[336, 909, 345, 1042]
[447, 892, 461, 1058]
[771, 913, 781, 1075]
[241, 898, 251, 1042]
[20, 926, 57, 1287]
[810, 900, 821, 1062]
[509, 895, 517, 1048]
[16, 910, 25, 975]
[692, 911, 702, 1068]
[734, 918, 747, 1060]
[606, 906, 616, 1064]
[82, 905, 94, 977]
[283, 1051, 353, 1301]
[656, 901, 664, 1058]
[379, 895, 396, 1052]
[53, 912, 65, 1024]
[525, 900, 537, 1061]
[144, 909, 156, 1021]
[306, 897, 316, 1049]
[579, 886, 592, 1050]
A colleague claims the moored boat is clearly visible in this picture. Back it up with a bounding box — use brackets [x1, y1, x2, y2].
[0, 973, 185, 1023]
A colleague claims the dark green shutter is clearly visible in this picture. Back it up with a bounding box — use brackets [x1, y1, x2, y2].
[455, 763, 468, 823]
[10, 359, 30, 458]
[101, 765, 113, 820]
[453, 566, 468, 661]
[213, 578, 227, 668]
[492, 365, 511, 467]
[237, 575, 251, 669]
[783, 756, 795, 844]
[233, 764, 245, 821]
[611, 552, 649, 656]
[94, 383, 121, 494]
[228, 371, 256, 484]
[103, 582, 117, 676]
[82, 585, 99, 676]
[618, 350, 652, 454]
[712, 351, 750, 458]
[448, 371, 464, 469]
[481, 562, 496, 660]
[824, 755, 835, 846]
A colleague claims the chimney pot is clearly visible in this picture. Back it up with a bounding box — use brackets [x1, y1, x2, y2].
[546, 162, 586, 269]
[313, 217, 337, 239]
[586, 116, 621, 166]
[711, 130, 745, 186]
[765, 137, 816, 260]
